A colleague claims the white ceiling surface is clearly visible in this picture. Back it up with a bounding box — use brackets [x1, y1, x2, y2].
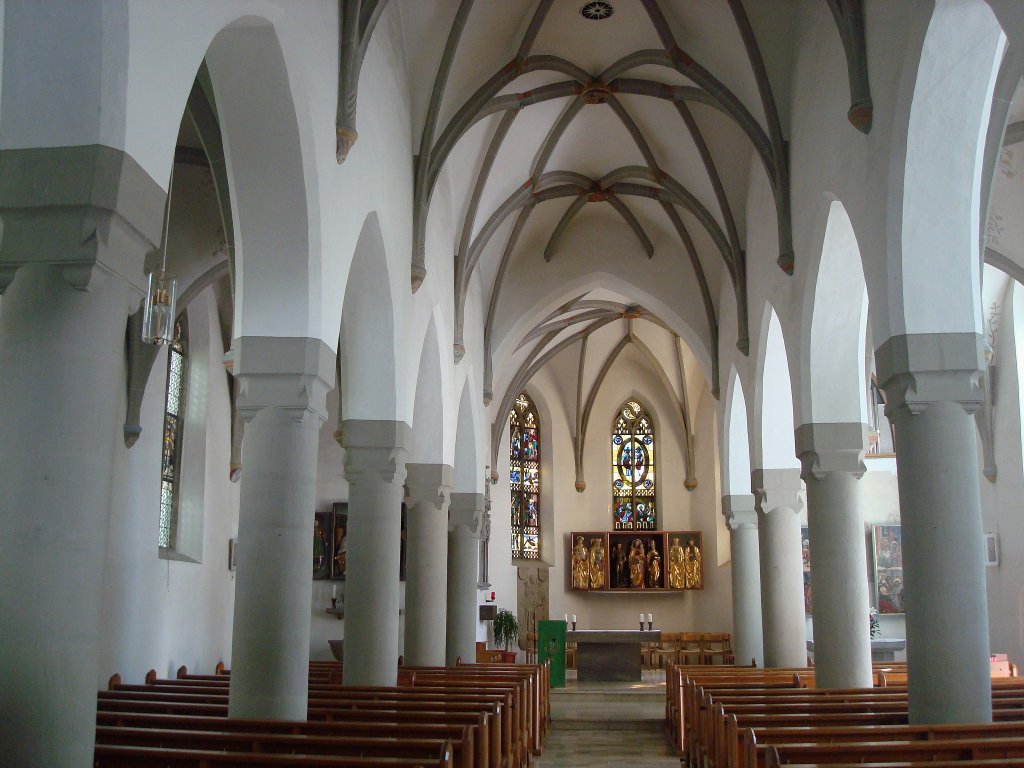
[398, 0, 788, 390]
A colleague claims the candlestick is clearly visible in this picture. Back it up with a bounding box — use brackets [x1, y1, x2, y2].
[647, 613, 653, 624]
[571, 614, 577, 624]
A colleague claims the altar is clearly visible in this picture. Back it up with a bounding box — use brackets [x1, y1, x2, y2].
[568, 629, 660, 682]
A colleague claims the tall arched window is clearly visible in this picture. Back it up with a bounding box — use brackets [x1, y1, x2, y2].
[159, 318, 188, 549]
[509, 392, 540, 559]
[612, 399, 656, 531]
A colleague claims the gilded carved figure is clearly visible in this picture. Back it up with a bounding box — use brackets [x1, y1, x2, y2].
[571, 536, 590, 590]
[589, 537, 606, 589]
[612, 542, 627, 588]
[684, 538, 703, 589]
[668, 537, 685, 589]
[646, 539, 662, 588]
[628, 538, 646, 588]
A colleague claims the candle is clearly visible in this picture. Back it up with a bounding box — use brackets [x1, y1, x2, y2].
[640, 612, 645, 622]
[332, 584, 337, 599]
[571, 614, 577, 624]
[564, 614, 568, 623]
[647, 613, 653, 624]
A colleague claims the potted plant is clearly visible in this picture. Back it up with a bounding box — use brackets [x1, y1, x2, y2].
[493, 608, 519, 663]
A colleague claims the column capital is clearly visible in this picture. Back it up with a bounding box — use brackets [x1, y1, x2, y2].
[751, 468, 803, 517]
[875, 333, 985, 416]
[722, 494, 758, 530]
[342, 419, 412, 486]
[405, 463, 453, 510]
[0, 145, 165, 294]
[234, 336, 335, 424]
[449, 492, 485, 536]
[795, 422, 868, 481]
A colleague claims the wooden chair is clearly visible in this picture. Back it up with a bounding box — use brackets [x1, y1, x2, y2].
[651, 632, 681, 669]
[701, 632, 732, 665]
[677, 632, 703, 665]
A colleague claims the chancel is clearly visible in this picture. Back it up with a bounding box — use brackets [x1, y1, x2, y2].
[5, 1, 1024, 766]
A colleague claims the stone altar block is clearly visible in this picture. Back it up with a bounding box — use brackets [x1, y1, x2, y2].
[568, 629, 661, 682]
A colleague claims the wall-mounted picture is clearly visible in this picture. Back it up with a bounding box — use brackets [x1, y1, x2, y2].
[313, 511, 332, 579]
[325, 502, 406, 582]
[801, 526, 812, 614]
[873, 524, 904, 614]
[331, 503, 348, 580]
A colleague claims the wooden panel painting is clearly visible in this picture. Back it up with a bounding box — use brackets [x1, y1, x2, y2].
[313, 510, 332, 580]
[801, 526, 812, 614]
[873, 524, 904, 614]
[325, 502, 406, 582]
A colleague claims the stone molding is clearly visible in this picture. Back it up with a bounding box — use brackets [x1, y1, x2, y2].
[794, 422, 869, 481]
[449, 492, 484, 536]
[875, 333, 985, 416]
[342, 419, 412, 487]
[722, 494, 758, 530]
[0, 145, 165, 294]
[405, 463, 453, 510]
[751, 468, 803, 517]
[234, 336, 335, 423]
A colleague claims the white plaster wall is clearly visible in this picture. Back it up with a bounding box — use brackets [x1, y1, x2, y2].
[99, 290, 239, 683]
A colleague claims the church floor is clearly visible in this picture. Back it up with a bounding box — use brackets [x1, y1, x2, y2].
[536, 669, 679, 767]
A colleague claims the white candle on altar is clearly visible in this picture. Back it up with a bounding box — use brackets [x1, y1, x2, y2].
[640, 612, 645, 622]
[647, 613, 653, 624]
[332, 584, 337, 599]
[571, 614, 577, 624]
[564, 614, 568, 623]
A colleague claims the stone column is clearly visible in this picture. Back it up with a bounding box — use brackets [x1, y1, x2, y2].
[342, 420, 411, 685]
[796, 423, 872, 688]
[752, 469, 807, 668]
[723, 495, 764, 667]
[228, 337, 332, 719]
[404, 463, 452, 666]
[0, 146, 163, 767]
[877, 333, 991, 723]
[447, 493, 484, 665]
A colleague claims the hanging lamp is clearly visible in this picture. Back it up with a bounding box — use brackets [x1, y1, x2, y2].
[142, 164, 178, 344]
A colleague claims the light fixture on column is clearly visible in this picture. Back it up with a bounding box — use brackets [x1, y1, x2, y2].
[142, 166, 178, 345]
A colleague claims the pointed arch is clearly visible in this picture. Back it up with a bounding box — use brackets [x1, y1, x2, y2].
[410, 315, 445, 464]
[723, 367, 752, 495]
[752, 305, 798, 470]
[339, 212, 397, 421]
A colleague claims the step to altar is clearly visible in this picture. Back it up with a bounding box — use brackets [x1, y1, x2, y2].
[552, 670, 666, 722]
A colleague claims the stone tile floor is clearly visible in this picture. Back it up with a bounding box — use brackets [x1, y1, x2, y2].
[537, 669, 679, 766]
[535, 721, 679, 767]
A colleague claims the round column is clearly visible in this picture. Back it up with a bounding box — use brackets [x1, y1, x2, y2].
[404, 463, 452, 666]
[342, 420, 410, 686]
[878, 333, 991, 724]
[447, 493, 483, 665]
[228, 337, 332, 719]
[797, 423, 872, 688]
[723, 495, 764, 667]
[752, 469, 807, 668]
[0, 265, 134, 766]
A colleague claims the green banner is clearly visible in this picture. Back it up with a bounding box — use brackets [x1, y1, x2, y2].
[538, 619, 567, 688]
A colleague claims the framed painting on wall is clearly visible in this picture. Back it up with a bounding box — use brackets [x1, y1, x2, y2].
[313, 510, 332, 580]
[872, 524, 904, 614]
[331, 503, 348, 580]
[801, 526, 812, 614]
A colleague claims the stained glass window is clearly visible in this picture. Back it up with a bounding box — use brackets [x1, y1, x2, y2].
[612, 399, 656, 530]
[159, 319, 188, 549]
[510, 393, 540, 559]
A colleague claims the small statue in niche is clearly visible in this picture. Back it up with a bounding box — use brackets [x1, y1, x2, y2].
[668, 537, 686, 589]
[571, 536, 590, 590]
[684, 538, 703, 589]
[628, 538, 646, 588]
[589, 537, 606, 589]
[646, 539, 662, 588]
[612, 542, 628, 588]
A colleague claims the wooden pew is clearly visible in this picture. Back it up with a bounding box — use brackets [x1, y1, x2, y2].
[94, 743, 451, 767]
[744, 721, 1024, 768]
[95, 712, 475, 768]
[764, 736, 1024, 766]
[95, 727, 453, 765]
